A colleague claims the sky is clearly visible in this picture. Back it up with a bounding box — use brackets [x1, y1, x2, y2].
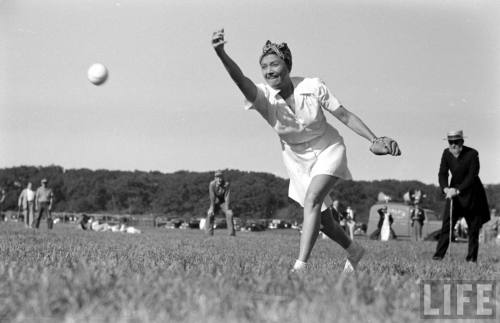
[1, 0, 499, 185]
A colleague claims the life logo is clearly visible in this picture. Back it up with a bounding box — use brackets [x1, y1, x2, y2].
[420, 280, 497, 319]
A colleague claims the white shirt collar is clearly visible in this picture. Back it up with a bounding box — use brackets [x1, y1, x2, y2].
[265, 77, 315, 99]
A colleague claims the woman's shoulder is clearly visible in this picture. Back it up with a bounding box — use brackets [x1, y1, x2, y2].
[293, 76, 323, 88]
[293, 77, 331, 96]
[254, 82, 274, 97]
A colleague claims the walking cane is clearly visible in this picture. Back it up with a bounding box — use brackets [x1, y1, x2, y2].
[448, 197, 453, 260]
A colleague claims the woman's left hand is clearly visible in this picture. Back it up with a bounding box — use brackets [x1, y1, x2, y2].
[212, 28, 227, 50]
[370, 136, 401, 156]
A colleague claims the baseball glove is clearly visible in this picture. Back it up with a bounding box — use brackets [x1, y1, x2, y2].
[370, 137, 401, 156]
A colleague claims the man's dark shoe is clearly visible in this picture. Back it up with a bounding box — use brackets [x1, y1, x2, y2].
[432, 255, 443, 261]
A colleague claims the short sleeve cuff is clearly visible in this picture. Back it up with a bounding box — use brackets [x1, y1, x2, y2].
[328, 95, 342, 111]
[243, 84, 267, 111]
[317, 79, 341, 112]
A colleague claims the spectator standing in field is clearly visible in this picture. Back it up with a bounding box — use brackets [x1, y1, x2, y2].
[18, 182, 35, 228]
[345, 206, 356, 240]
[0, 188, 5, 221]
[379, 206, 392, 241]
[330, 200, 341, 223]
[34, 178, 54, 229]
[410, 204, 425, 241]
[455, 217, 468, 239]
[211, 29, 401, 272]
[480, 209, 499, 244]
[206, 170, 236, 236]
[330, 199, 347, 233]
[432, 130, 490, 263]
[370, 206, 397, 240]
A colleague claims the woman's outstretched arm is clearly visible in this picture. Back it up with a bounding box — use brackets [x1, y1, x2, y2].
[332, 105, 401, 156]
[212, 29, 257, 102]
[331, 105, 377, 142]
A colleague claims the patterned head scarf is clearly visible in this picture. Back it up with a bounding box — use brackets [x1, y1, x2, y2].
[259, 40, 292, 72]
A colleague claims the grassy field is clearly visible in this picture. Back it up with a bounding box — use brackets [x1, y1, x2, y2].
[0, 222, 499, 323]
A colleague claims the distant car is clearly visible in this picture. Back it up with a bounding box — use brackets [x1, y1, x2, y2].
[243, 224, 265, 232]
[268, 219, 291, 229]
[187, 218, 200, 229]
[233, 217, 243, 231]
[165, 218, 184, 229]
[366, 203, 441, 240]
[214, 218, 227, 229]
[242, 220, 266, 232]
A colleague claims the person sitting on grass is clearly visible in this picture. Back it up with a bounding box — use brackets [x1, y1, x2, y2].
[78, 214, 141, 234]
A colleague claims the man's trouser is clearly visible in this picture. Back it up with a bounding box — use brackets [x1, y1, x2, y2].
[205, 204, 235, 236]
[434, 199, 481, 261]
[412, 220, 423, 241]
[35, 202, 53, 229]
[23, 201, 35, 227]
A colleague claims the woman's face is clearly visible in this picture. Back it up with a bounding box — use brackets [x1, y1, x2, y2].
[260, 54, 290, 89]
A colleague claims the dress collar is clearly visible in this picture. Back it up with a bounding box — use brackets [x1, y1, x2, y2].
[265, 77, 314, 98]
[293, 77, 315, 95]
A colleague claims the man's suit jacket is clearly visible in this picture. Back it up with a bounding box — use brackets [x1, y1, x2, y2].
[438, 145, 490, 225]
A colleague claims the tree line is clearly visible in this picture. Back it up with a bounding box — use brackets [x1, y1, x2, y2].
[1, 165, 498, 223]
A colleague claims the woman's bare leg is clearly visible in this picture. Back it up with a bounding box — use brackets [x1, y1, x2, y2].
[297, 175, 338, 262]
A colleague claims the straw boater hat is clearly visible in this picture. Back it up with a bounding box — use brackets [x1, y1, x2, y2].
[214, 170, 223, 178]
[444, 130, 465, 141]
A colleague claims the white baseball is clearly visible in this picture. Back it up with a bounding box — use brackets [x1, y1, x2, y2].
[87, 63, 108, 85]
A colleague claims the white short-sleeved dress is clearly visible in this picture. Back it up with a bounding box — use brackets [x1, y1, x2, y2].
[245, 77, 352, 211]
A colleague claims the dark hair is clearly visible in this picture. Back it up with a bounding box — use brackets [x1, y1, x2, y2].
[260, 40, 292, 72]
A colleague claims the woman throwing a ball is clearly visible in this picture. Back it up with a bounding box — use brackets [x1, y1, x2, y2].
[212, 29, 401, 272]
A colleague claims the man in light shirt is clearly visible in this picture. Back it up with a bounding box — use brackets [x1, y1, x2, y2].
[35, 178, 55, 230]
[206, 171, 235, 236]
[18, 182, 35, 228]
[346, 206, 356, 240]
[0, 188, 5, 222]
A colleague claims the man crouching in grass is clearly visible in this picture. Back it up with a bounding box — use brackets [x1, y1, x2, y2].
[206, 170, 236, 236]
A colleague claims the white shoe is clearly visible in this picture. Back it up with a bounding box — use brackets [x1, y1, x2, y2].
[343, 242, 365, 273]
[290, 259, 307, 273]
[290, 267, 305, 274]
[343, 260, 355, 273]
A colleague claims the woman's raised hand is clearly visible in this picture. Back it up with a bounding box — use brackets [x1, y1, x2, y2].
[212, 28, 227, 50]
[210, 27, 257, 102]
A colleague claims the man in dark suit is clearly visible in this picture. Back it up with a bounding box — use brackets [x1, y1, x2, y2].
[433, 130, 490, 262]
